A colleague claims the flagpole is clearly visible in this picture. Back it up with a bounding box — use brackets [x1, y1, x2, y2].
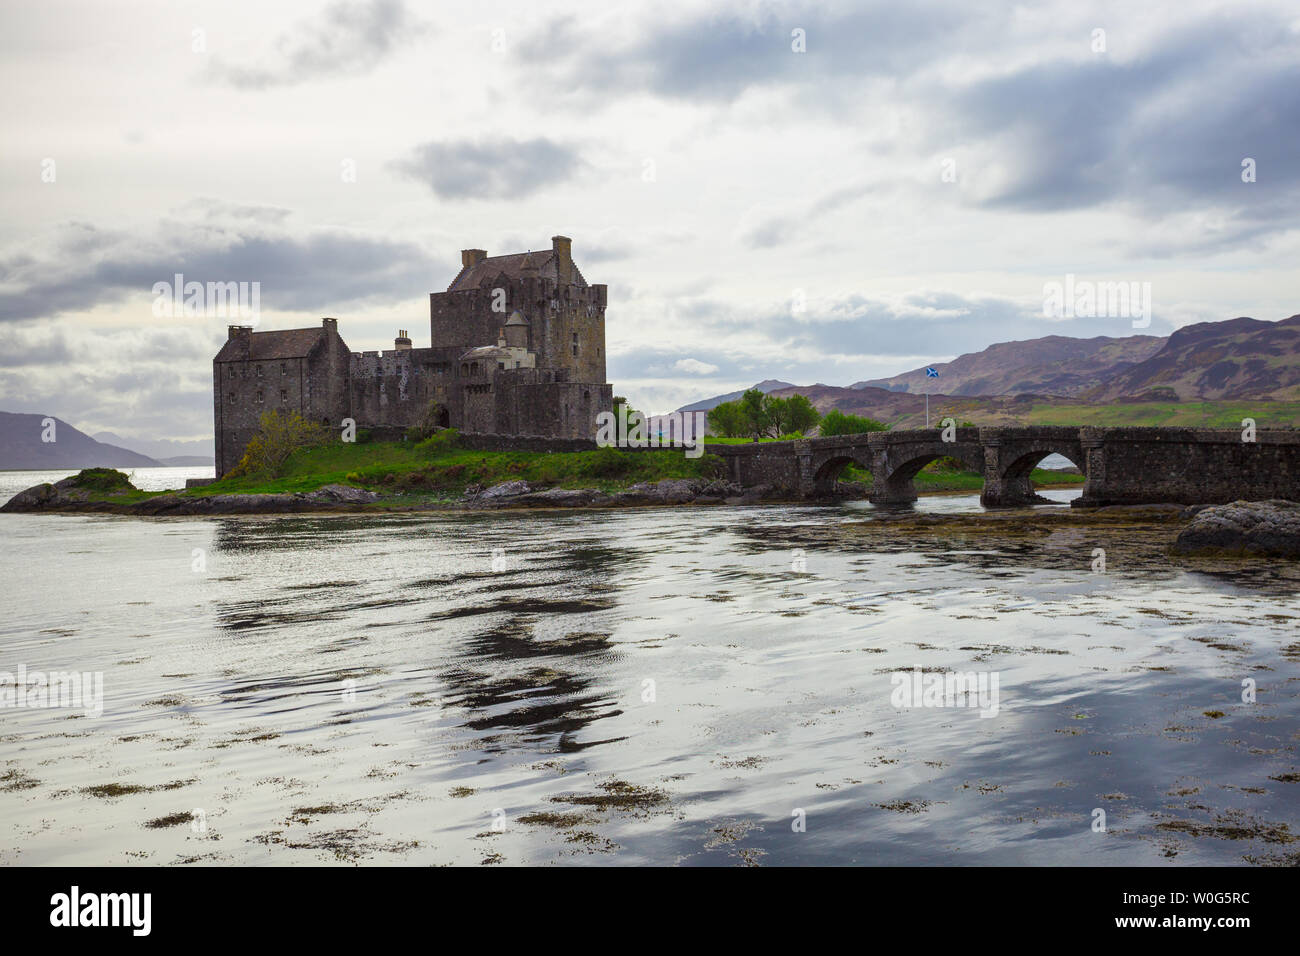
[924, 366, 938, 428]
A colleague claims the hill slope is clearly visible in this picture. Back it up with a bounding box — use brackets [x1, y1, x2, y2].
[1083, 314, 1300, 401]
[93, 431, 214, 462]
[0, 412, 161, 470]
[675, 379, 795, 412]
[854, 334, 1166, 398]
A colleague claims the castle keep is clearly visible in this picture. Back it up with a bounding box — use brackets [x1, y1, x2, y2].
[212, 236, 613, 476]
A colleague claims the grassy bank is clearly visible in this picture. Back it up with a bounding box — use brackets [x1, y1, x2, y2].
[187, 436, 722, 499]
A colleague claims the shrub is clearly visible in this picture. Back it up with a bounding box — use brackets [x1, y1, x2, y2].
[228, 409, 330, 478]
[819, 409, 890, 436]
[71, 468, 134, 492]
[405, 402, 450, 442]
[416, 428, 460, 455]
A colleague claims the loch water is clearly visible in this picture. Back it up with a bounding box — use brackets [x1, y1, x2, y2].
[2, 478, 1298, 866]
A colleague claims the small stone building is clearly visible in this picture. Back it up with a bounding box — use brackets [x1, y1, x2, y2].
[212, 236, 613, 476]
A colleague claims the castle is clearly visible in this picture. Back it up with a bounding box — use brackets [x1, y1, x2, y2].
[212, 236, 613, 476]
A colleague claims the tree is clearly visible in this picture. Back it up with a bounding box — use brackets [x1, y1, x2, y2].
[229, 409, 330, 478]
[707, 400, 747, 438]
[612, 396, 644, 437]
[767, 394, 821, 437]
[818, 409, 889, 437]
[739, 388, 771, 440]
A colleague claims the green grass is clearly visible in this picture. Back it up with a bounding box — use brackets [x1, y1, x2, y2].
[185, 439, 723, 500]
[1024, 400, 1300, 429]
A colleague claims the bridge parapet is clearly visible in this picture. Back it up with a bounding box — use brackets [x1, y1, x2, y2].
[703, 426, 1300, 507]
[1073, 426, 1299, 507]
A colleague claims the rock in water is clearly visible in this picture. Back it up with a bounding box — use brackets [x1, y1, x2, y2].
[1172, 499, 1300, 557]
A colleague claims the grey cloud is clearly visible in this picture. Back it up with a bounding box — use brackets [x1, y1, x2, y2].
[207, 0, 423, 90]
[946, 22, 1300, 220]
[740, 182, 880, 248]
[390, 137, 585, 200]
[681, 289, 1177, 364]
[0, 326, 73, 367]
[517, 3, 976, 102]
[0, 215, 442, 322]
[521, 3, 1300, 254]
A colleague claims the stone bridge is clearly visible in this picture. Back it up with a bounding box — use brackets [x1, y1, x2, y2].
[705, 426, 1300, 507]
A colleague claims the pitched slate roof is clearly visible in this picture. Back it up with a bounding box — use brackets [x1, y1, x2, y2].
[446, 251, 588, 292]
[214, 327, 326, 363]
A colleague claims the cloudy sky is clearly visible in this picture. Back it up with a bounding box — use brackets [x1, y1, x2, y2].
[2, 0, 1298, 441]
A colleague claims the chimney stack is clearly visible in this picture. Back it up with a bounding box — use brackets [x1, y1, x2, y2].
[227, 325, 252, 340]
[395, 329, 412, 351]
[462, 249, 487, 269]
[552, 236, 572, 285]
[322, 317, 338, 334]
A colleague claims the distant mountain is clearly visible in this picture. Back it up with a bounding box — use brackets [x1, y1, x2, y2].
[1082, 314, 1300, 402]
[665, 315, 1300, 432]
[675, 379, 795, 413]
[93, 431, 214, 462]
[156, 456, 215, 467]
[0, 412, 161, 470]
[853, 334, 1166, 398]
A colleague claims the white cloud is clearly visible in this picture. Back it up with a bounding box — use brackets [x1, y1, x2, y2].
[673, 358, 720, 375]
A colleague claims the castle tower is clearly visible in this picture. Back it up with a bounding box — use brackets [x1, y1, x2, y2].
[430, 235, 607, 384]
[503, 310, 529, 349]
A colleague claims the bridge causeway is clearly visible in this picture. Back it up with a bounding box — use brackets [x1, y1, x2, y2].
[704, 426, 1300, 507]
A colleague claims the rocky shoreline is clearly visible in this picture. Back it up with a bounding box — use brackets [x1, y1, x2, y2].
[6, 474, 1300, 558]
[0, 474, 786, 516]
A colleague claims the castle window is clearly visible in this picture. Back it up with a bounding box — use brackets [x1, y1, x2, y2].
[228, 393, 235, 404]
[571, 345, 578, 357]
[280, 362, 287, 375]
[256, 365, 263, 377]
[256, 389, 264, 403]
[228, 366, 235, 379]
[498, 362, 505, 370]
[280, 389, 288, 402]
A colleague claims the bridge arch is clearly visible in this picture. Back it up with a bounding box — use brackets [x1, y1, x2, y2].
[980, 431, 1087, 507]
[869, 441, 986, 506]
[1001, 446, 1086, 480]
[811, 454, 872, 496]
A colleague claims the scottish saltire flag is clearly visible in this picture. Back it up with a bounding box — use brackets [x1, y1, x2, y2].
[925, 366, 939, 378]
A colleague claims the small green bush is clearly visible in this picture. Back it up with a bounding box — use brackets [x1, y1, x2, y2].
[71, 468, 134, 492]
[819, 409, 890, 436]
[416, 428, 460, 455]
